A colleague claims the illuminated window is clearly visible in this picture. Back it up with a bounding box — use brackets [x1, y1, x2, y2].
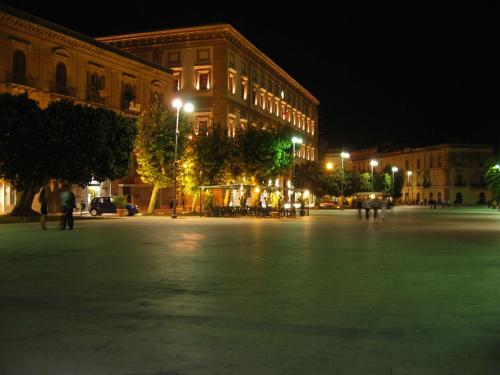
[241, 78, 248, 100]
[275, 99, 280, 117]
[253, 85, 259, 106]
[311, 121, 315, 135]
[228, 116, 236, 137]
[196, 69, 211, 91]
[311, 147, 315, 161]
[260, 90, 266, 110]
[228, 70, 236, 95]
[268, 96, 273, 113]
[173, 70, 182, 92]
[240, 118, 248, 130]
[195, 116, 210, 136]
[121, 82, 136, 110]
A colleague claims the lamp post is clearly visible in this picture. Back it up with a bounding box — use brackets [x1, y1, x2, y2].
[340, 151, 350, 210]
[407, 170, 413, 205]
[291, 136, 303, 202]
[391, 166, 398, 199]
[171, 98, 194, 219]
[370, 160, 378, 191]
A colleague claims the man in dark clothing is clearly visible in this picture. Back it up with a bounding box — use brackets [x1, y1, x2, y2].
[62, 191, 76, 230]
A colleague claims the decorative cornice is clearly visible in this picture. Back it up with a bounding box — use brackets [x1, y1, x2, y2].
[97, 25, 320, 106]
[0, 5, 173, 80]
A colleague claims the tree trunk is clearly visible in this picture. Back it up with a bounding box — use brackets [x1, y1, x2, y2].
[10, 187, 38, 216]
[147, 184, 160, 214]
[191, 191, 198, 212]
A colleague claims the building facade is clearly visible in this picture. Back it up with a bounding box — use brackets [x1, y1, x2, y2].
[0, 4, 174, 213]
[98, 24, 320, 164]
[350, 144, 492, 205]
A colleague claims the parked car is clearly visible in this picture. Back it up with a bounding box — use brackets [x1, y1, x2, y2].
[319, 195, 337, 208]
[89, 197, 139, 216]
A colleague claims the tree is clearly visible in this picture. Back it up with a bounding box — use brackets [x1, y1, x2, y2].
[234, 127, 293, 183]
[294, 161, 327, 197]
[135, 104, 191, 213]
[485, 164, 500, 203]
[45, 100, 136, 185]
[187, 124, 234, 186]
[0, 93, 49, 215]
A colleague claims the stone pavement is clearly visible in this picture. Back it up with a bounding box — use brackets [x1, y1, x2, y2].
[1, 207, 500, 374]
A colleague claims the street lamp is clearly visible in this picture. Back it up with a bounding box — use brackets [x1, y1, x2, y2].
[340, 151, 350, 210]
[407, 170, 413, 205]
[172, 98, 194, 219]
[370, 160, 378, 191]
[391, 166, 398, 199]
[326, 162, 334, 171]
[291, 136, 303, 202]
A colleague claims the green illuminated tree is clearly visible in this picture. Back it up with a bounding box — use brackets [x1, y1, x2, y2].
[135, 104, 191, 213]
[485, 164, 500, 203]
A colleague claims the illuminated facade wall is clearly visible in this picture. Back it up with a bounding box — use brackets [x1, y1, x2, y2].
[98, 24, 320, 163]
[0, 4, 175, 212]
[350, 144, 492, 205]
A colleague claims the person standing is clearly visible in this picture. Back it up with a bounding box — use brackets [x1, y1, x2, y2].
[61, 190, 76, 230]
[39, 188, 48, 230]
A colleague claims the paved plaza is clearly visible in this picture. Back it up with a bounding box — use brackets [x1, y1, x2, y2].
[1, 207, 500, 374]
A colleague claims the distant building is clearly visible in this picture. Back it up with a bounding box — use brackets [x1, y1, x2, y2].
[350, 144, 492, 205]
[98, 24, 320, 164]
[0, 4, 174, 213]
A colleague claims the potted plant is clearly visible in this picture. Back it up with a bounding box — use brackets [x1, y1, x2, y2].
[112, 195, 128, 217]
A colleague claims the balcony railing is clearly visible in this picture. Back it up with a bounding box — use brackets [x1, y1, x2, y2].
[50, 84, 77, 97]
[5, 73, 38, 88]
[86, 90, 105, 104]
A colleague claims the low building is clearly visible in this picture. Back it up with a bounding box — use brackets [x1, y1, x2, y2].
[350, 144, 492, 205]
[0, 4, 174, 213]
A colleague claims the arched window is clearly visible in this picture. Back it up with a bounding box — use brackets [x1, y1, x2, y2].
[55, 63, 67, 92]
[12, 50, 26, 83]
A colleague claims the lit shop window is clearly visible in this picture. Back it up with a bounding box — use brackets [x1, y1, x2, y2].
[228, 70, 236, 95]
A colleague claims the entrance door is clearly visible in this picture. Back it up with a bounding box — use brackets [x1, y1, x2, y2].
[455, 192, 463, 204]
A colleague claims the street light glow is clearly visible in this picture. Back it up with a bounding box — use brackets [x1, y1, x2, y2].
[292, 136, 303, 144]
[407, 170, 413, 176]
[340, 152, 350, 159]
[326, 162, 334, 170]
[183, 102, 194, 113]
[392, 166, 399, 172]
[172, 98, 182, 109]
[370, 160, 378, 167]
[495, 164, 500, 169]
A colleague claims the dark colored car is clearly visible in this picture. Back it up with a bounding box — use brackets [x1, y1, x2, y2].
[89, 197, 139, 216]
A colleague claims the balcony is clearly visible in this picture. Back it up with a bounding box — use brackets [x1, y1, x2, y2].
[51, 84, 77, 98]
[86, 90, 105, 104]
[5, 73, 38, 88]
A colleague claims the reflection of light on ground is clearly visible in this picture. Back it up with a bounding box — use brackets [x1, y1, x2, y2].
[171, 232, 205, 252]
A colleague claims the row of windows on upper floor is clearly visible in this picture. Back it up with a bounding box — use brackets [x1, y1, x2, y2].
[228, 71, 315, 136]
[7, 49, 165, 112]
[166, 48, 313, 115]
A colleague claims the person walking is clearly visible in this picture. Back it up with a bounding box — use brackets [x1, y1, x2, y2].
[39, 188, 48, 230]
[357, 200, 362, 219]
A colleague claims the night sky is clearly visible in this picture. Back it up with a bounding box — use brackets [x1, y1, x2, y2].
[3, 1, 500, 151]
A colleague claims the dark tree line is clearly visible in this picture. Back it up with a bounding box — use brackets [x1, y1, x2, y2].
[0, 93, 136, 215]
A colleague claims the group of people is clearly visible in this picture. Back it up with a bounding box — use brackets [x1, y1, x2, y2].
[37, 187, 76, 230]
[356, 199, 388, 221]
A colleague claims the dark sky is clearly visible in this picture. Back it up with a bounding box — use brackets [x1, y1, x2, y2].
[3, 1, 500, 151]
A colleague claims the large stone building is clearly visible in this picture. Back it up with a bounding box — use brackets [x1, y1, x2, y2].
[98, 24, 320, 163]
[349, 144, 492, 205]
[0, 4, 174, 213]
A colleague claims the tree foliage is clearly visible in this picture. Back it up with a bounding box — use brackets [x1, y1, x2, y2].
[45, 100, 136, 185]
[486, 164, 500, 199]
[0, 93, 136, 215]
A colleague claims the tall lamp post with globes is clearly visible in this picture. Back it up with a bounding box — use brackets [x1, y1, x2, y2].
[391, 166, 398, 199]
[407, 170, 413, 205]
[171, 98, 194, 219]
[291, 136, 303, 202]
[340, 151, 350, 210]
[370, 160, 378, 191]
